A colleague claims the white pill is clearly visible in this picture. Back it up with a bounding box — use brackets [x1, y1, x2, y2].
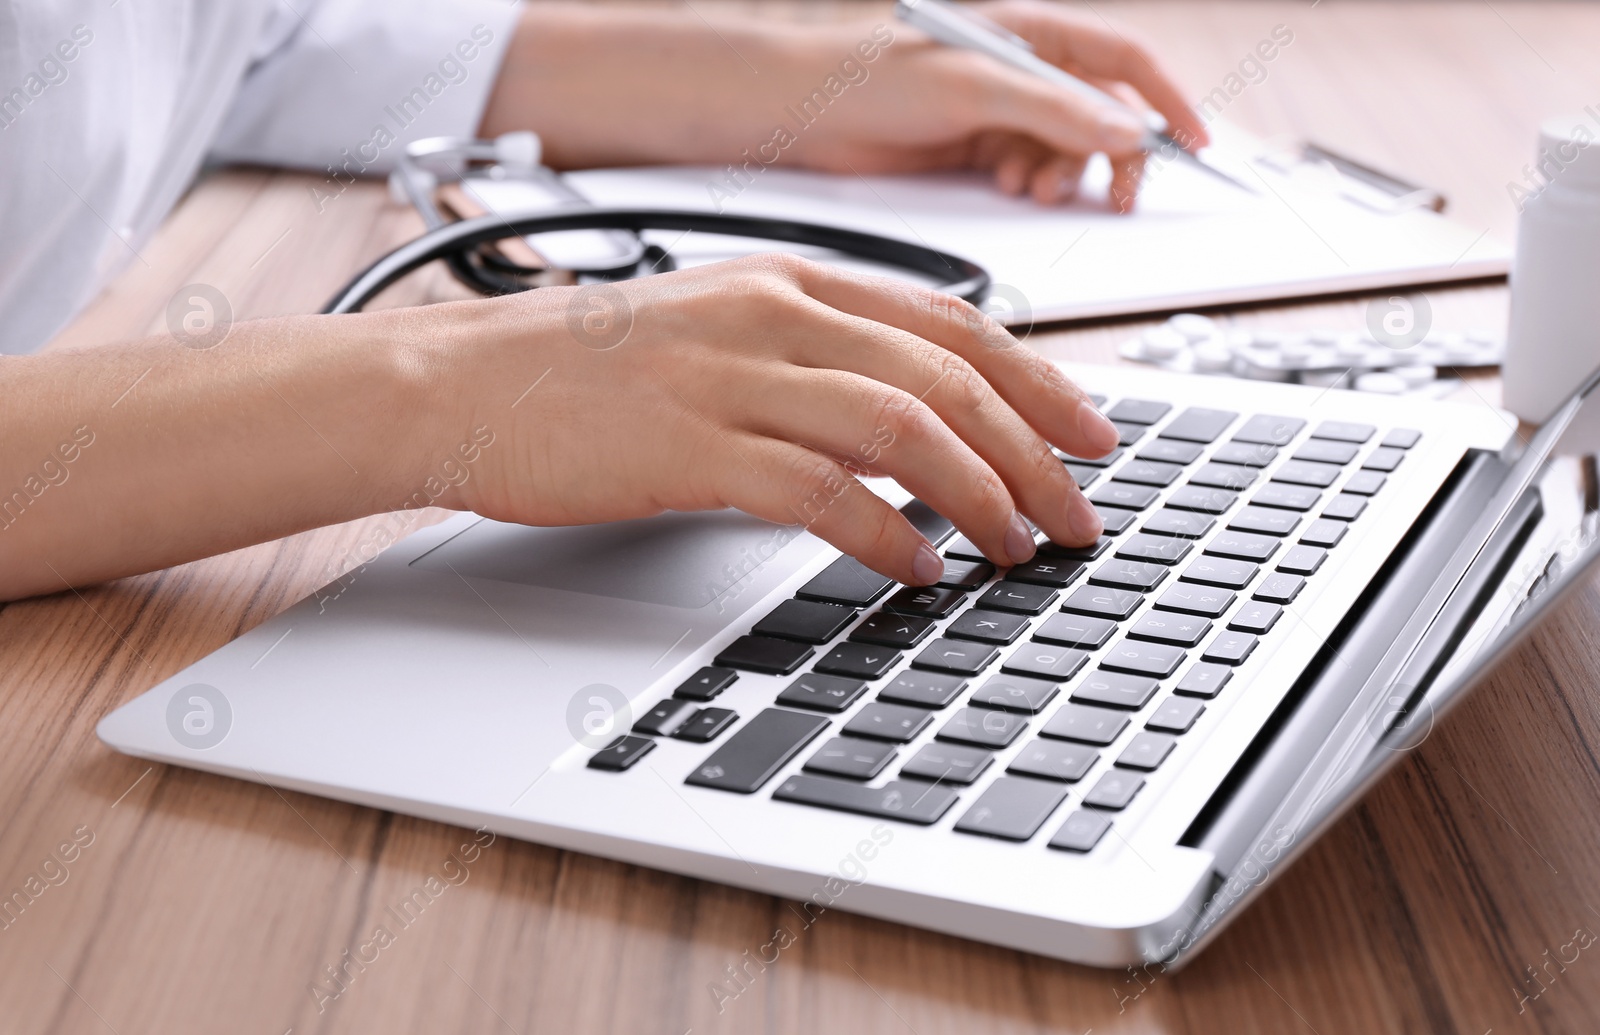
[1334, 333, 1369, 362]
[1279, 339, 1312, 362]
[1141, 325, 1189, 359]
[1433, 330, 1465, 349]
[1300, 369, 1350, 388]
[1355, 371, 1408, 394]
[1227, 329, 1256, 350]
[1392, 364, 1438, 387]
[1465, 328, 1500, 347]
[1308, 327, 1341, 346]
[1169, 313, 1217, 341]
[1193, 340, 1234, 372]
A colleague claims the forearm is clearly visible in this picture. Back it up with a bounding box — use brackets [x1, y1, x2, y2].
[0, 311, 459, 601]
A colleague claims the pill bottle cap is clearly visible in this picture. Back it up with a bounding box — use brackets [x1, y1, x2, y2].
[1536, 114, 1600, 190]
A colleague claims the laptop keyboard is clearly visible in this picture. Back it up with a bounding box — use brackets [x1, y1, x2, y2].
[588, 398, 1423, 855]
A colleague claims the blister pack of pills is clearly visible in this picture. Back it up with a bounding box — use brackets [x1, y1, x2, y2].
[1118, 313, 1503, 396]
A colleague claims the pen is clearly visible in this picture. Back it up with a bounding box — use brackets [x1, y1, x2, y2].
[892, 0, 1255, 195]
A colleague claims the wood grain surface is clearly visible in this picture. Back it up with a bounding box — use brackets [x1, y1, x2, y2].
[9, 3, 1600, 1033]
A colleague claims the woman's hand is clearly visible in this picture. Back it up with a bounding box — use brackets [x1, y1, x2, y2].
[433, 254, 1116, 587]
[481, 0, 1206, 212]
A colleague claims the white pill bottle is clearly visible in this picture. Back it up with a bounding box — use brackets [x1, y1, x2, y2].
[1503, 114, 1600, 423]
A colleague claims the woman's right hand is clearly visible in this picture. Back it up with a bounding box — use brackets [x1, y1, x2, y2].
[425, 254, 1116, 587]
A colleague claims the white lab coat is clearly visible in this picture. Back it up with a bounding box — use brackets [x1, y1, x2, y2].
[0, 0, 519, 354]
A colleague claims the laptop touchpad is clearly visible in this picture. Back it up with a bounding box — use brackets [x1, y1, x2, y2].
[409, 511, 810, 609]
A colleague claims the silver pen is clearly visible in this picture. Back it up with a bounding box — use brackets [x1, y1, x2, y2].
[893, 0, 1255, 194]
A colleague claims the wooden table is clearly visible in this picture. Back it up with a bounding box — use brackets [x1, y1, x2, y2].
[12, 2, 1600, 1032]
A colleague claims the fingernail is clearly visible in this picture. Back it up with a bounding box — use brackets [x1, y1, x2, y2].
[912, 542, 945, 585]
[1098, 110, 1146, 149]
[1004, 512, 1037, 565]
[1069, 492, 1104, 542]
[1078, 398, 1120, 453]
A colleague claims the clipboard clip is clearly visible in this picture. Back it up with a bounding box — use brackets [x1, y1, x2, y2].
[1254, 140, 1448, 214]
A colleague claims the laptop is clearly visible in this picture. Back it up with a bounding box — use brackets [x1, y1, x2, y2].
[96, 360, 1600, 968]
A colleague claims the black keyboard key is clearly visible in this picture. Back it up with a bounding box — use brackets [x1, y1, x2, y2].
[1115, 533, 1193, 565]
[1203, 631, 1258, 665]
[1071, 670, 1160, 709]
[1181, 557, 1258, 589]
[814, 642, 902, 680]
[1090, 559, 1169, 591]
[1007, 558, 1086, 588]
[1278, 545, 1327, 575]
[937, 706, 1029, 748]
[1205, 530, 1280, 563]
[1229, 601, 1283, 634]
[843, 702, 934, 742]
[1113, 459, 1183, 487]
[753, 599, 856, 644]
[1273, 460, 1341, 488]
[899, 498, 956, 547]
[946, 608, 1029, 645]
[1213, 440, 1278, 468]
[777, 673, 869, 712]
[1381, 428, 1422, 449]
[1100, 640, 1185, 678]
[1106, 398, 1171, 424]
[1344, 471, 1387, 496]
[1175, 662, 1233, 698]
[686, 708, 830, 793]
[850, 611, 936, 649]
[1292, 439, 1359, 465]
[1234, 414, 1305, 446]
[912, 637, 999, 676]
[1142, 509, 1215, 539]
[1252, 483, 1321, 512]
[938, 559, 996, 590]
[773, 775, 959, 825]
[1033, 613, 1117, 649]
[1311, 420, 1375, 443]
[1300, 518, 1348, 548]
[943, 534, 986, 561]
[879, 670, 967, 709]
[1113, 421, 1147, 446]
[796, 556, 893, 607]
[1154, 582, 1235, 617]
[971, 673, 1060, 714]
[675, 707, 739, 743]
[1094, 505, 1139, 535]
[715, 635, 814, 675]
[1190, 462, 1257, 491]
[1161, 407, 1238, 443]
[954, 777, 1069, 841]
[1137, 439, 1205, 465]
[1063, 463, 1100, 489]
[900, 742, 993, 784]
[1083, 770, 1144, 810]
[884, 585, 966, 618]
[1061, 585, 1143, 620]
[1147, 696, 1206, 733]
[1059, 446, 1123, 468]
[1128, 611, 1212, 647]
[1228, 506, 1301, 537]
[1038, 535, 1113, 560]
[588, 735, 656, 772]
[1254, 572, 1306, 604]
[1322, 494, 1368, 522]
[1007, 740, 1098, 782]
[1167, 485, 1237, 513]
[978, 581, 1059, 615]
[803, 736, 896, 779]
[1090, 483, 1160, 510]
[673, 666, 738, 702]
[1041, 702, 1130, 744]
[634, 698, 697, 736]
[1001, 644, 1089, 683]
[1116, 732, 1177, 771]
[1049, 809, 1113, 852]
[1351, 448, 1399, 479]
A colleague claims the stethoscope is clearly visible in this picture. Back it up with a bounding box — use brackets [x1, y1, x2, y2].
[322, 132, 991, 315]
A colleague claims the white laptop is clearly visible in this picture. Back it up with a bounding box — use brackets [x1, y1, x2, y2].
[97, 360, 1600, 967]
